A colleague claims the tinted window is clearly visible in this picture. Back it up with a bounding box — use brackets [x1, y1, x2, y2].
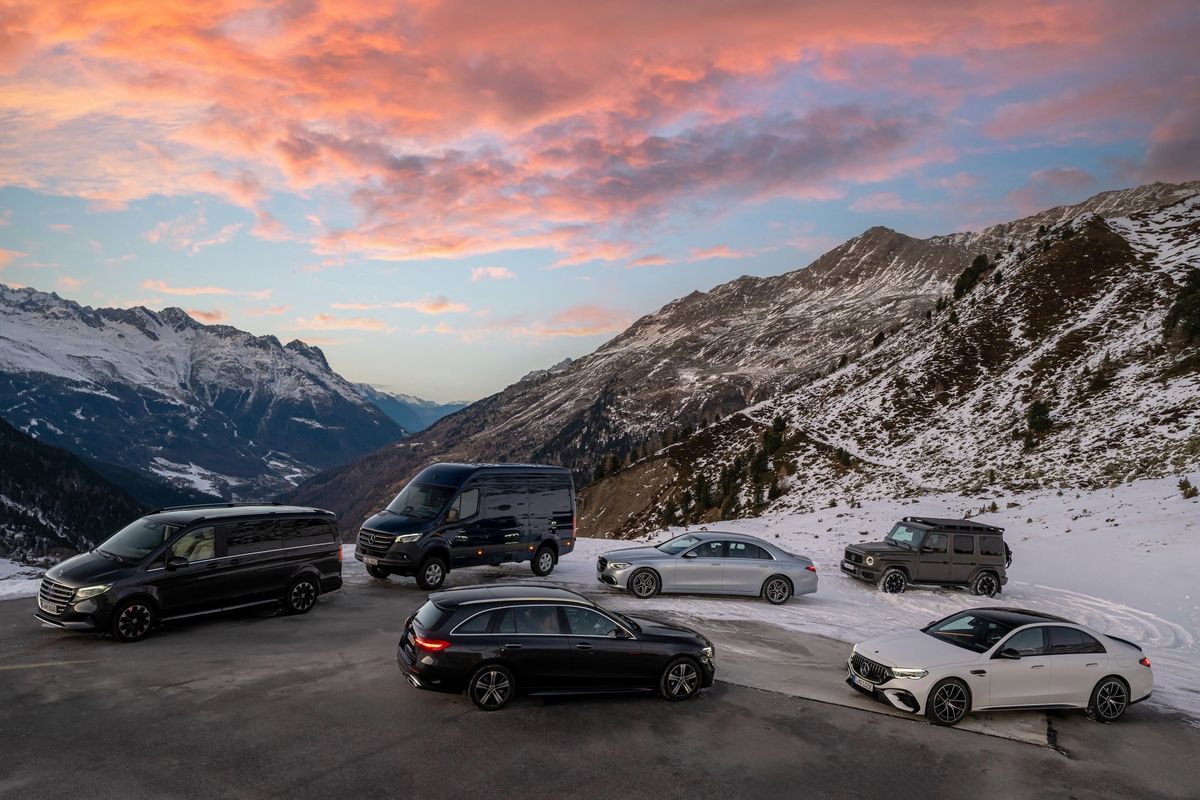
[563, 607, 623, 637]
[924, 611, 1014, 653]
[493, 608, 517, 634]
[454, 610, 494, 634]
[979, 536, 1004, 557]
[688, 541, 726, 558]
[447, 488, 480, 521]
[530, 485, 572, 516]
[483, 484, 528, 521]
[953, 535, 975, 555]
[1001, 627, 1046, 656]
[414, 600, 446, 630]
[923, 533, 947, 554]
[1047, 626, 1106, 655]
[224, 521, 280, 556]
[386, 482, 457, 519]
[98, 518, 180, 561]
[727, 541, 771, 559]
[276, 519, 334, 547]
[169, 527, 215, 562]
[513, 605, 561, 634]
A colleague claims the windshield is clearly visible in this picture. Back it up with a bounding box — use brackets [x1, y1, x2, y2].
[97, 518, 180, 562]
[923, 611, 1015, 653]
[656, 534, 701, 555]
[884, 524, 923, 550]
[386, 482, 458, 520]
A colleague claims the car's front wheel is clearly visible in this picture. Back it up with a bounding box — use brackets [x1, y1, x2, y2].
[366, 565, 390, 580]
[660, 657, 702, 701]
[468, 664, 515, 711]
[111, 597, 156, 643]
[925, 678, 971, 726]
[1087, 676, 1130, 723]
[878, 568, 908, 594]
[628, 568, 660, 599]
[416, 557, 448, 590]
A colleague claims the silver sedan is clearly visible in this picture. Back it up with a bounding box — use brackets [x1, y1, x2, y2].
[596, 531, 817, 604]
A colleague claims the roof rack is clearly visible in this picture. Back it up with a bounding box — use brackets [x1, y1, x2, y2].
[903, 516, 1005, 534]
[149, 501, 286, 514]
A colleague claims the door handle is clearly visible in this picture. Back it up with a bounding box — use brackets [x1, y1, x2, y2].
[1030, 664, 1045, 670]
[502, 643, 523, 650]
[970, 670, 987, 676]
[575, 643, 593, 650]
[1086, 662, 1098, 667]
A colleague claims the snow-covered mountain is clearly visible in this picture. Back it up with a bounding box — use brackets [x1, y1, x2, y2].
[355, 384, 468, 433]
[578, 183, 1200, 537]
[0, 289, 405, 499]
[288, 180, 1200, 534]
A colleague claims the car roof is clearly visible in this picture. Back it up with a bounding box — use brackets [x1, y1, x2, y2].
[413, 462, 573, 488]
[682, 530, 774, 545]
[144, 503, 336, 525]
[970, 607, 1074, 627]
[429, 583, 594, 608]
[903, 516, 1005, 534]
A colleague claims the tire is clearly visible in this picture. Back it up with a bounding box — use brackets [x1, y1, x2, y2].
[468, 664, 515, 711]
[531, 546, 555, 577]
[110, 597, 156, 643]
[1087, 676, 1130, 723]
[925, 678, 971, 726]
[283, 576, 319, 614]
[660, 657, 703, 701]
[878, 568, 908, 594]
[628, 568, 660, 599]
[972, 572, 1000, 598]
[366, 565, 390, 580]
[416, 557, 448, 590]
[762, 575, 792, 605]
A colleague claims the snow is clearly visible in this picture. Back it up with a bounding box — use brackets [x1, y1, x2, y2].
[149, 457, 227, 495]
[0, 558, 43, 600]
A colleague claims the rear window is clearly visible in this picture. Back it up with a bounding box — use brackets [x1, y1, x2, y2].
[979, 536, 1004, 557]
[414, 601, 447, 631]
[1047, 626, 1106, 655]
[224, 521, 280, 555]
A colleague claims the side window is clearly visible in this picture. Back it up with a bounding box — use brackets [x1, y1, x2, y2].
[530, 485, 572, 516]
[492, 609, 517, 634]
[953, 535, 975, 555]
[979, 536, 1004, 557]
[276, 519, 334, 547]
[563, 607, 623, 637]
[1001, 627, 1046, 656]
[688, 541, 726, 558]
[454, 610, 494, 634]
[513, 606, 562, 635]
[1047, 626, 1106, 655]
[447, 488, 480, 522]
[168, 527, 215, 562]
[224, 521, 281, 556]
[482, 484, 528, 522]
[728, 542, 770, 559]
[923, 534, 948, 554]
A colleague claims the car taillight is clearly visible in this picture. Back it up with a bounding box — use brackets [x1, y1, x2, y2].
[1139, 656, 1151, 668]
[414, 635, 451, 652]
[806, 565, 816, 572]
[339, 544, 344, 561]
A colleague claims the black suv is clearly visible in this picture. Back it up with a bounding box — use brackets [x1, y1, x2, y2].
[34, 503, 342, 642]
[841, 516, 1011, 596]
[358, 463, 576, 589]
[397, 584, 716, 710]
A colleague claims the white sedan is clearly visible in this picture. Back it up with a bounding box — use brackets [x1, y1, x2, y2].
[847, 607, 1153, 726]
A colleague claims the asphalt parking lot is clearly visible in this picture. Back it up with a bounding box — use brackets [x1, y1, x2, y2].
[1, 566, 1198, 800]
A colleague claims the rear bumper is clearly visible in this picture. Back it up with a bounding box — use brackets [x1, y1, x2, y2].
[395, 639, 461, 693]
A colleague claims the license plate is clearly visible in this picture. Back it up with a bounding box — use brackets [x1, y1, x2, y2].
[365, 556, 378, 566]
[38, 595, 53, 614]
[850, 672, 872, 690]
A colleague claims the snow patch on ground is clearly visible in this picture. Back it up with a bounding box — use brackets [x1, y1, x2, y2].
[0, 558, 44, 600]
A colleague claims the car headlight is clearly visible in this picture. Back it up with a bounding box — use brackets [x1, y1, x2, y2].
[394, 533, 421, 543]
[608, 561, 633, 570]
[864, 556, 875, 567]
[890, 667, 928, 680]
[74, 584, 110, 600]
[701, 645, 715, 659]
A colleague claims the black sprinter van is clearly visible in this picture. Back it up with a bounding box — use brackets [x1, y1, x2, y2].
[357, 463, 576, 589]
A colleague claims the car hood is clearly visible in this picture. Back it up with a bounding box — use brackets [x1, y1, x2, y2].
[627, 615, 706, 644]
[855, 630, 981, 668]
[362, 511, 439, 536]
[846, 542, 914, 556]
[46, 551, 132, 587]
[601, 545, 672, 562]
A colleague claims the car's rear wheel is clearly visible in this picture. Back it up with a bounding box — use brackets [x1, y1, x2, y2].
[468, 664, 515, 711]
[660, 657, 702, 701]
[762, 576, 792, 605]
[1087, 676, 1130, 723]
[878, 568, 908, 594]
[629, 568, 660, 599]
[111, 598, 156, 643]
[925, 678, 971, 726]
[531, 546, 555, 577]
[416, 557, 447, 590]
[283, 576, 319, 614]
[366, 565, 390, 580]
[972, 572, 1000, 597]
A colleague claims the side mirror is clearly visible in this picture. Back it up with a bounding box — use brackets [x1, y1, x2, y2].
[445, 508, 460, 522]
[165, 555, 189, 571]
[996, 647, 1021, 660]
[682, 551, 698, 559]
[608, 628, 631, 639]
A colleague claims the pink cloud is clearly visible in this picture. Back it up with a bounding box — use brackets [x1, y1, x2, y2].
[471, 266, 516, 282]
[291, 314, 394, 333]
[331, 297, 469, 315]
[849, 191, 919, 212]
[0, 248, 26, 267]
[55, 275, 85, 291]
[140, 279, 271, 299]
[1007, 167, 1097, 215]
[687, 245, 757, 260]
[187, 308, 227, 324]
[243, 304, 290, 317]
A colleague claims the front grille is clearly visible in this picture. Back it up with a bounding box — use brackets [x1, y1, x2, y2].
[844, 549, 864, 565]
[597, 556, 608, 571]
[38, 578, 75, 615]
[850, 652, 892, 684]
[357, 529, 394, 558]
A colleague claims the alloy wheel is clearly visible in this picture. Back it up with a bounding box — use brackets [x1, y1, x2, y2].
[291, 581, 316, 611]
[932, 682, 968, 724]
[1096, 680, 1128, 720]
[765, 578, 790, 603]
[424, 562, 444, 587]
[631, 571, 657, 598]
[538, 551, 553, 573]
[666, 662, 699, 698]
[118, 604, 151, 640]
[883, 572, 906, 593]
[977, 574, 998, 597]
[473, 670, 511, 709]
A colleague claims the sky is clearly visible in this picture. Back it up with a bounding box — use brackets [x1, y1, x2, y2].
[0, 1, 1198, 402]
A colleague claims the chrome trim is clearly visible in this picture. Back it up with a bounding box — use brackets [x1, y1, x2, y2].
[145, 541, 337, 572]
[448, 603, 637, 640]
[159, 598, 278, 621]
[457, 596, 591, 606]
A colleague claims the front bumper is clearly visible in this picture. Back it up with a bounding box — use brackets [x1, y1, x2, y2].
[845, 656, 927, 714]
[33, 592, 109, 632]
[33, 611, 98, 631]
[840, 559, 877, 582]
[596, 562, 637, 590]
[356, 540, 420, 573]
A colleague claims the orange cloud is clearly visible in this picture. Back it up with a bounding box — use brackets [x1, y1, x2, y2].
[55, 275, 85, 291]
[243, 304, 290, 316]
[331, 297, 469, 314]
[186, 308, 227, 323]
[0, 248, 26, 267]
[140, 279, 271, 299]
[292, 313, 394, 332]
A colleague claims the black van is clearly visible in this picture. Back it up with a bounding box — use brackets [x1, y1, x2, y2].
[357, 463, 576, 590]
[34, 503, 342, 642]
